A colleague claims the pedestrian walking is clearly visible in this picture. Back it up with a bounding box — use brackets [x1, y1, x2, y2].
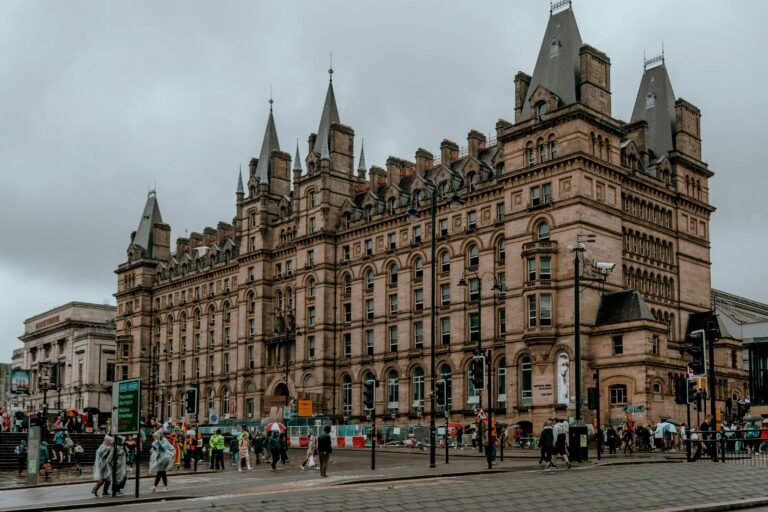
[253, 432, 265, 464]
[607, 426, 617, 454]
[150, 430, 174, 492]
[73, 441, 84, 475]
[15, 439, 27, 475]
[124, 435, 136, 470]
[267, 431, 282, 471]
[553, 419, 571, 468]
[539, 420, 555, 469]
[300, 432, 317, 470]
[40, 440, 52, 481]
[63, 433, 74, 463]
[238, 426, 252, 471]
[622, 426, 634, 455]
[103, 436, 127, 496]
[456, 428, 464, 449]
[91, 435, 114, 497]
[53, 430, 65, 463]
[230, 434, 239, 467]
[279, 432, 289, 464]
[317, 425, 332, 478]
[209, 429, 225, 470]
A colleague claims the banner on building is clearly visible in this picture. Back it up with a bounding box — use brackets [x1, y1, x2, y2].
[11, 369, 30, 394]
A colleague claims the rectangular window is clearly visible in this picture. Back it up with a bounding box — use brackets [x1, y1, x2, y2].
[208, 355, 214, 376]
[248, 319, 255, 337]
[106, 362, 115, 382]
[387, 232, 396, 250]
[310, 191, 317, 208]
[496, 203, 505, 223]
[413, 225, 422, 244]
[414, 321, 424, 348]
[248, 267, 254, 282]
[307, 250, 315, 266]
[224, 278, 230, 291]
[366, 329, 374, 355]
[194, 358, 200, 378]
[224, 353, 230, 373]
[440, 283, 451, 306]
[531, 183, 552, 206]
[342, 245, 350, 261]
[309, 217, 316, 233]
[497, 272, 506, 292]
[308, 306, 316, 327]
[498, 308, 506, 336]
[308, 335, 316, 360]
[439, 218, 448, 237]
[613, 335, 624, 355]
[389, 326, 398, 352]
[365, 239, 373, 256]
[208, 330, 214, 348]
[224, 327, 230, 346]
[441, 317, 451, 345]
[467, 210, 477, 230]
[181, 361, 187, 381]
[652, 335, 659, 355]
[540, 294, 552, 326]
[344, 333, 352, 357]
[527, 295, 537, 327]
[276, 263, 283, 277]
[528, 148, 535, 166]
[343, 303, 352, 323]
[610, 386, 627, 405]
[469, 278, 480, 302]
[469, 313, 480, 342]
[528, 258, 536, 281]
[250, 237, 256, 252]
[366, 299, 374, 320]
[540, 256, 552, 280]
[414, 289, 424, 311]
[121, 344, 130, 358]
[248, 345, 255, 369]
[389, 293, 398, 315]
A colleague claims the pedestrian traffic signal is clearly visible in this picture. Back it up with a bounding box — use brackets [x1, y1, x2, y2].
[686, 378, 697, 404]
[185, 387, 198, 415]
[435, 380, 447, 407]
[588, 387, 598, 410]
[686, 330, 707, 377]
[471, 355, 486, 390]
[363, 379, 376, 411]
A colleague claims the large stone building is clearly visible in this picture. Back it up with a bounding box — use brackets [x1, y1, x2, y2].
[12, 302, 117, 415]
[115, 2, 747, 429]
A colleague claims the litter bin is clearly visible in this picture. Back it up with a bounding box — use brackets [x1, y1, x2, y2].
[569, 424, 589, 462]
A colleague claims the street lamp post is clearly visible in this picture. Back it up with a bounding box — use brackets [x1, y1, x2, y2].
[458, 270, 500, 469]
[274, 324, 301, 406]
[408, 181, 462, 470]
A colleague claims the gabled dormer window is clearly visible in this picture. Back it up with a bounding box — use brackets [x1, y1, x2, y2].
[646, 92, 656, 109]
[550, 39, 560, 58]
[388, 197, 397, 214]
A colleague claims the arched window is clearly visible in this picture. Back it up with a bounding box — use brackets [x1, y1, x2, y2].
[468, 172, 478, 192]
[439, 181, 450, 199]
[388, 197, 397, 214]
[223, 303, 231, 323]
[154, 319, 161, 338]
[521, 357, 532, 406]
[467, 244, 479, 268]
[549, 139, 558, 159]
[307, 279, 316, 298]
[645, 92, 656, 109]
[440, 364, 452, 410]
[366, 269, 375, 290]
[365, 205, 374, 221]
[388, 264, 398, 285]
[412, 367, 425, 411]
[537, 221, 550, 241]
[223, 388, 231, 416]
[413, 190, 423, 207]
[342, 212, 351, 229]
[342, 375, 352, 417]
[286, 288, 294, 311]
[609, 384, 627, 405]
[276, 290, 283, 312]
[194, 310, 201, 330]
[387, 370, 399, 414]
[413, 257, 424, 279]
[497, 239, 505, 262]
[343, 274, 352, 295]
[536, 102, 547, 122]
[207, 389, 216, 412]
[248, 293, 256, 314]
[440, 251, 451, 273]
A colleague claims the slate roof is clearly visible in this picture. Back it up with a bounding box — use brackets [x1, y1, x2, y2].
[520, 5, 582, 120]
[133, 191, 162, 257]
[255, 109, 280, 184]
[685, 310, 732, 339]
[713, 289, 768, 325]
[630, 61, 676, 161]
[313, 80, 340, 155]
[595, 290, 655, 325]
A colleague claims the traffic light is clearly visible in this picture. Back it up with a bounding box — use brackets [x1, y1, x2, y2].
[435, 380, 447, 407]
[674, 377, 686, 405]
[686, 330, 707, 377]
[686, 378, 697, 404]
[185, 387, 198, 415]
[363, 379, 376, 411]
[471, 355, 486, 390]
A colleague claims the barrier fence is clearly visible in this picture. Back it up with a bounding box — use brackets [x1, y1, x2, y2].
[686, 428, 768, 467]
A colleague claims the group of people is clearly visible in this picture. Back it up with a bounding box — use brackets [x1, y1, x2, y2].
[537, 419, 572, 469]
[14, 435, 86, 479]
[212, 425, 333, 477]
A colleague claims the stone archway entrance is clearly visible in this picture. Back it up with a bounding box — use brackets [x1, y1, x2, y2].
[263, 383, 290, 417]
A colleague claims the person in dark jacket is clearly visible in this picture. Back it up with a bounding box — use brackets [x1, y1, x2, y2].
[607, 426, 618, 454]
[268, 432, 282, 471]
[539, 420, 555, 469]
[317, 425, 333, 477]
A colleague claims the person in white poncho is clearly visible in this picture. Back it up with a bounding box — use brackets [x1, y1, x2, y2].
[150, 430, 175, 492]
[91, 435, 113, 497]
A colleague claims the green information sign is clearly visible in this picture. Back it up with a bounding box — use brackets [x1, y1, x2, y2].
[115, 379, 141, 434]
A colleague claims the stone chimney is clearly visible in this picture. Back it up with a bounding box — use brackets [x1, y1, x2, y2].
[514, 72, 531, 123]
[386, 157, 403, 187]
[368, 165, 387, 188]
[467, 130, 486, 159]
[248, 157, 257, 178]
[440, 139, 459, 166]
[674, 99, 702, 161]
[579, 44, 612, 117]
[415, 148, 434, 176]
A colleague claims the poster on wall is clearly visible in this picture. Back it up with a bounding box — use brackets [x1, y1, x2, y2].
[11, 369, 30, 394]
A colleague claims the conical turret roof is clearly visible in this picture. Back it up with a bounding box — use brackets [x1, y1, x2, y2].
[630, 58, 676, 161]
[313, 79, 340, 155]
[255, 106, 280, 184]
[133, 190, 162, 257]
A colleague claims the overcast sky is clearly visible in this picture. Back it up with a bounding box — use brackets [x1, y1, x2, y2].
[1, 0, 766, 363]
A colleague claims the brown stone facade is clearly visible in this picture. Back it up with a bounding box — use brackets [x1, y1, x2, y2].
[114, 6, 747, 430]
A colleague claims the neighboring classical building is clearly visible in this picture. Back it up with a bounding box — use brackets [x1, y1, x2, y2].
[115, 3, 747, 428]
[713, 289, 768, 410]
[12, 302, 117, 415]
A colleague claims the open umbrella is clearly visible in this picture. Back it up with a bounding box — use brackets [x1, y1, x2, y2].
[265, 422, 286, 432]
[744, 415, 764, 424]
[661, 418, 681, 426]
[657, 422, 677, 434]
[448, 422, 463, 430]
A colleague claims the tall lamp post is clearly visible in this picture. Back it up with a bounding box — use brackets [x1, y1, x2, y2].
[568, 234, 614, 424]
[408, 180, 462, 469]
[141, 345, 158, 422]
[458, 270, 500, 469]
[273, 323, 301, 406]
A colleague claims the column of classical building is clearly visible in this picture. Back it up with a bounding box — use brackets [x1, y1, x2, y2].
[114, 2, 747, 428]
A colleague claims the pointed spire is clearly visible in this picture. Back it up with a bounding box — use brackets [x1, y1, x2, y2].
[357, 139, 367, 172]
[132, 190, 162, 257]
[255, 98, 280, 184]
[236, 165, 244, 195]
[631, 51, 676, 160]
[293, 140, 303, 172]
[520, 3, 582, 120]
[313, 67, 341, 155]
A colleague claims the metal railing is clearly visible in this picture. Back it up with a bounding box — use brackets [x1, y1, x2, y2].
[685, 428, 768, 467]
